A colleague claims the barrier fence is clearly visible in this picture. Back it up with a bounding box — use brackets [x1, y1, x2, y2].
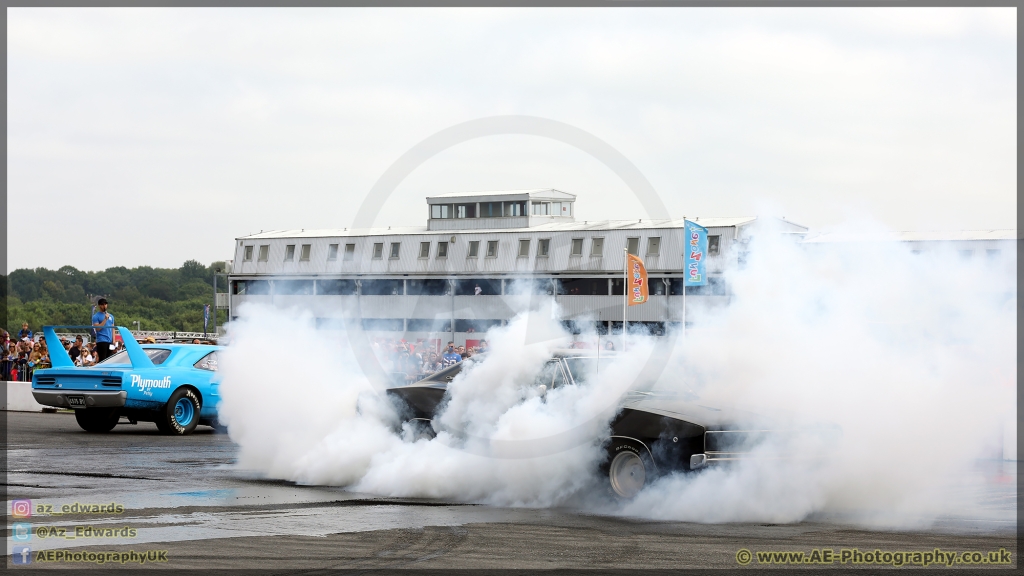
[2, 359, 35, 382]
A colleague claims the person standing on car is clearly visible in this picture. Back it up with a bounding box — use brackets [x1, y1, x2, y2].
[91, 298, 115, 363]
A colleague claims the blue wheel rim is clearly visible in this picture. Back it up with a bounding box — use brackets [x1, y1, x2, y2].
[173, 398, 195, 427]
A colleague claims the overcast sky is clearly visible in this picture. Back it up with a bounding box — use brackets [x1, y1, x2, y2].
[8, 7, 1016, 272]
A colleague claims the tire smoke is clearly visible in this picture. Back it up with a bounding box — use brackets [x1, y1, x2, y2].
[217, 219, 1014, 528]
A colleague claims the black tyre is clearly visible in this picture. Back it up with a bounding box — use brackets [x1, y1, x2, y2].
[154, 417, 170, 434]
[158, 388, 201, 436]
[602, 439, 655, 499]
[74, 408, 120, 433]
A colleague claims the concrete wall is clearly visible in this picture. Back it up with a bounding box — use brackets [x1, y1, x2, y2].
[3, 382, 46, 412]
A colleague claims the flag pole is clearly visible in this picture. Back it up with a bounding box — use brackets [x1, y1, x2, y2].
[682, 219, 686, 339]
[682, 273, 686, 338]
[622, 247, 628, 352]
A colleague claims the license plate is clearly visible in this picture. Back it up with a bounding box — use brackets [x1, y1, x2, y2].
[66, 396, 86, 408]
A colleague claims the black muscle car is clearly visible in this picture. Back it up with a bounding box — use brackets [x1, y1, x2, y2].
[387, 350, 783, 498]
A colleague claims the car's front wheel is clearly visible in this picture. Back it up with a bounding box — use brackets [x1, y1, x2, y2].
[603, 439, 654, 499]
[158, 388, 201, 435]
[74, 408, 120, 433]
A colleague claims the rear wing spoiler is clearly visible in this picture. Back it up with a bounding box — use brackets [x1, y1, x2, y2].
[42, 326, 154, 369]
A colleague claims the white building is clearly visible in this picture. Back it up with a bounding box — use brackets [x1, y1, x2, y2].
[227, 189, 808, 347]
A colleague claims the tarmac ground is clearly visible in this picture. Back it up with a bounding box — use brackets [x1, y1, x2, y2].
[4, 411, 1017, 571]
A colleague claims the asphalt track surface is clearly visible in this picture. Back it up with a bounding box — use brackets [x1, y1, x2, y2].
[4, 411, 1018, 571]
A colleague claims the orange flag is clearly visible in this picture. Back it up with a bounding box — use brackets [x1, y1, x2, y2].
[627, 253, 649, 306]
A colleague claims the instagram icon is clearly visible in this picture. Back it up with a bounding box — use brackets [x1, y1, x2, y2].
[11, 499, 32, 518]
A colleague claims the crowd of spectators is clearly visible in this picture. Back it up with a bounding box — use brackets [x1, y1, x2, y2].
[2, 325, 51, 381]
[1, 326, 135, 381]
[372, 337, 489, 385]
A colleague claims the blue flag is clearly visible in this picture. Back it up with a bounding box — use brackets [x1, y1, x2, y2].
[684, 220, 708, 286]
[203, 304, 210, 332]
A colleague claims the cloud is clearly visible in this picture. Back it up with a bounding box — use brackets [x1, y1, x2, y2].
[6, 8, 1015, 271]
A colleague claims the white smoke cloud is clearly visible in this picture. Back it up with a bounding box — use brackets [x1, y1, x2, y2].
[218, 297, 647, 507]
[620, 219, 1015, 527]
[217, 219, 1014, 528]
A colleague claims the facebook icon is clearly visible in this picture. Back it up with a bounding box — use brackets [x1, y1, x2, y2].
[12, 545, 32, 565]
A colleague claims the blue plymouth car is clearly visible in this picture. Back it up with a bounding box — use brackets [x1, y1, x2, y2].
[32, 326, 222, 435]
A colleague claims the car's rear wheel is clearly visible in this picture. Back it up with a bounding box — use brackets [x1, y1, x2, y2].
[158, 388, 201, 436]
[74, 408, 120, 433]
[604, 439, 654, 499]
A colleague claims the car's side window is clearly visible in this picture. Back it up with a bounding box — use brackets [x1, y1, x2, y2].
[194, 351, 219, 372]
[535, 360, 566, 389]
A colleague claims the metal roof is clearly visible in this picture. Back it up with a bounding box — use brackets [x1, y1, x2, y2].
[426, 188, 577, 200]
[237, 216, 773, 240]
[802, 229, 1018, 243]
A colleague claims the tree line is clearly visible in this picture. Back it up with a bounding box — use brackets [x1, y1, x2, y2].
[4, 260, 228, 335]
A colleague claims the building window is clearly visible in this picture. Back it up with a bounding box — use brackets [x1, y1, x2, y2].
[480, 202, 502, 218]
[300, 244, 311, 261]
[372, 243, 383, 259]
[407, 318, 453, 332]
[274, 280, 314, 295]
[647, 237, 661, 256]
[468, 240, 480, 257]
[234, 279, 269, 295]
[327, 244, 339, 261]
[258, 245, 269, 262]
[437, 242, 449, 258]
[390, 242, 401, 259]
[243, 246, 253, 261]
[708, 235, 721, 256]
[344, 244, 355, 261]
[454, 278, 501, 295]
[556, 278, 608, 295]
[626, 237, 639, 256]
[591, 238, 604, 257]
[361, 279, 404, 296]
[284, 245, 295, 261]
[537, 238, 550, 257]
[958, 250, 973, 259]
[431, 204, 454, 219]
[668, 277, 727, 296]
[317, 279, 356, 295]
[518, 239, 531, 257]
[532, 201, 551, 216]
[486, 240, 499, 257]
[504, 201, 526, 217]
[406, 279, 451, 296]
[419, 242, 430, 259]
[456, 204, 476, 218]
[570, 238, 583, 256]
[987, 249, 1002, 258]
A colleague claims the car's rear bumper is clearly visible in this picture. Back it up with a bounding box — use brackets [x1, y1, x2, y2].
[32, 389, 127, 409]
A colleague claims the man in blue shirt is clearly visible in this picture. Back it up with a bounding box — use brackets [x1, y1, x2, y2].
[91, 298, 115, 363]
[18, 322, 32, 341]
[441, 341, 462, 367]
